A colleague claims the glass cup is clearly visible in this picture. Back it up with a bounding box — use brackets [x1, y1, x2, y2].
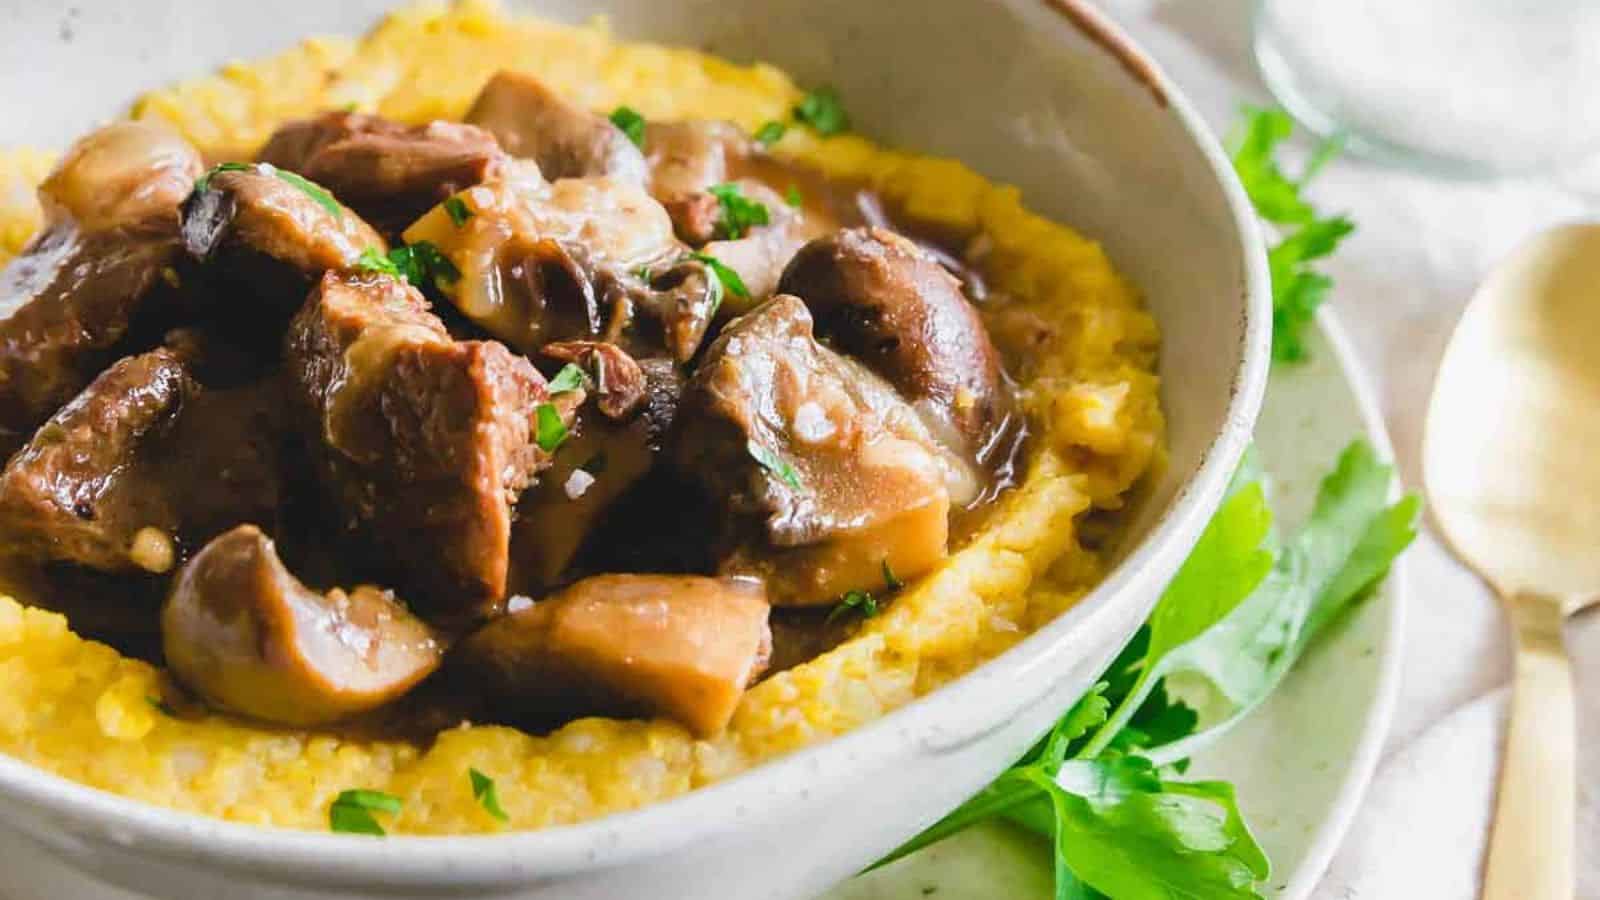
[1254, 0, 1600, 177]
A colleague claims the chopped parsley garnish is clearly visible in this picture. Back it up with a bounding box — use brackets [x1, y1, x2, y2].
[443, 196, 474, 227]
[328, 788, 403, 836]
[881, 559, 904, 592]
[609, 105, 647, 149]
[547, 363, 589, 394]
[192, 161, 252, 192]
[753, 120, 787, 146]
[785, 185, 803, 208]
[793, 86, 850, 136]
[357, 241, 461, 291]
[825, 589, 879, 625]
[356, 246, 402, 278]
[687, 252, 749, 319]
[747, 438, 801, 489]
[146, 696, 175, 717]
[195, 162, 343, 218]
[707, 182, 771, 240]
[270, 166, 343, 218]
[535, 403, 569, 453]
[1229, 107, 1354, 363]
[468, 768, 509, 823]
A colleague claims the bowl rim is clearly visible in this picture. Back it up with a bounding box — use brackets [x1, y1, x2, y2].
[0, 0, 1273, 888]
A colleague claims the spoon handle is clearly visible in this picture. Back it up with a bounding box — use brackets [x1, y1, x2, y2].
[1482, 591, 1574, 900]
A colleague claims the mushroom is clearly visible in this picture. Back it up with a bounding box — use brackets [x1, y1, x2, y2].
[453, 574, 770, 737]
[777, 226, 1016, 465]
[0, 120, 202, 432]
[162, 525, 443, 727]
[465, 71, 649, 184]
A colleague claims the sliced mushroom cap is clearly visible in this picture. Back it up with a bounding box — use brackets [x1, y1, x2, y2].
[39, 120, 202, 231]
[181, 165, 386, 341]
[777, 226, 1016, 466]
[454, 574, 770, 737]
[403, 174, 679, 354]
[465, 71, 648, 184]
[258, 112, 508, 236]
[0, 121, 201, 432]
[673, 295, 963, 605]
[162, 525, 442, 727]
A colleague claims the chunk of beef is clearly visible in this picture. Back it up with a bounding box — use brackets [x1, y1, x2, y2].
[285, 272, 569, 621]
[673, 295, 970, 606]
[0, 348, 291, 574]
[508, 356, 683, 592]
[0, 121, 202, 433]
[163, 524, 442, 726]
[465, 71, 648, 184]
[542, 339, 647, 420]
[0, 349, 193, 572]
[403, 173, 688, 354]
[778, 227, 1016, 466]
[453, 574, 770, 737]
[181, 165, 385, 342]
[258, 112, 508, 236]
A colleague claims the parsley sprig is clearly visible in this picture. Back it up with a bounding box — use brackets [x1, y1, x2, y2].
[686, 252, 749, 319]
[877, 439, 1419, 898]
[747, 438, 801, 489]
[1230, 108, 1354, 363]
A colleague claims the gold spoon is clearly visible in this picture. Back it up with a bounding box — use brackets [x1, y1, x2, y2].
[1424, 223, 1600, 900]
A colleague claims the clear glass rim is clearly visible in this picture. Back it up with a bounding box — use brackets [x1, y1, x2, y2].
[1250, 0, 1600, 180]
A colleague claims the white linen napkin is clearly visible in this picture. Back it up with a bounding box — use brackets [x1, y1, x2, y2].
[1097, 2, 1600, 897]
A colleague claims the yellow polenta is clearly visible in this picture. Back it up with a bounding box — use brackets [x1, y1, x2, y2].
[0, 0, 1161, 834]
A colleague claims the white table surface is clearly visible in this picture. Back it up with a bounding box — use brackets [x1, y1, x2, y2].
[1097, 1, 1600, 897]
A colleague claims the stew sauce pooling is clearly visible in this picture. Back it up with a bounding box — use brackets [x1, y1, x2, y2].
[0, 74, 1024, 740]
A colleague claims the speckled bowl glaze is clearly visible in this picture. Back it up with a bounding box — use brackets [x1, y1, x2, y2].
[0, 1, 1270, 898]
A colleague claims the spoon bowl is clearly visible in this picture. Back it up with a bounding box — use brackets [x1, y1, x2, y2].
[1424, 222, 1600, 900]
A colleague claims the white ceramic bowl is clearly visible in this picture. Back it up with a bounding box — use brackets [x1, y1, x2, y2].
[0, 2, 1270, 898]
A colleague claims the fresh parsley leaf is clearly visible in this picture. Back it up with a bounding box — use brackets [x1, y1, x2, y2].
[1078, 482, 1274, 758]
[609, 105, 646, 148]
[469, 768, 509, 823]
[825, 589, 879, 626]
[689, 252, 749, 299]
[785, 185, 803, 208]
[1143, 441, 1419, 768]
[328, 789, 403, 836]
[754, 120, 787, 146]
[535, 404, 568, 453]
[1230, 107, 1355, 363]
[547, 363, 589, 395]
[882, 559, 904, 592]
[193, 161, 253, 193]
[747, 438, 801, 489]
[794, 86, 850, 136]
[707, 182, 771, 240]
[355, 246, 402, 278]
[444, 196, 474, 227]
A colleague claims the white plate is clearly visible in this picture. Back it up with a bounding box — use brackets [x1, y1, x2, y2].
[828, 309, 1409, 900]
